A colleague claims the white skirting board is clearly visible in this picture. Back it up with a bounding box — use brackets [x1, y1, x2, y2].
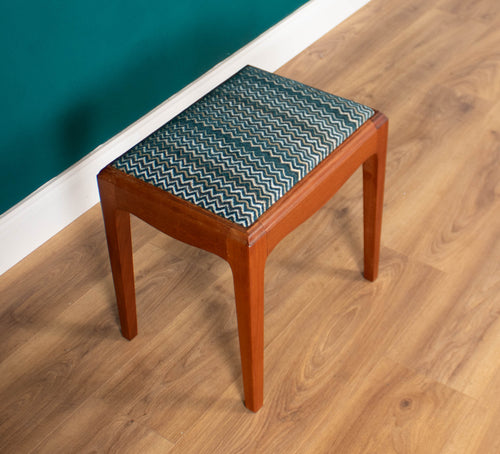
[0, 0, 370, 276]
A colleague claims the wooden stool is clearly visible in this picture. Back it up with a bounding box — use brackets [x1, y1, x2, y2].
[97, 66, 388, 412]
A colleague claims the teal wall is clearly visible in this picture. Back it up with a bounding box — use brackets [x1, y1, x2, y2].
[0, 0, 305, 214]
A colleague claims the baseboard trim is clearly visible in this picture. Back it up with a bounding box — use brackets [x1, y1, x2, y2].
[0, 0, 370, 275]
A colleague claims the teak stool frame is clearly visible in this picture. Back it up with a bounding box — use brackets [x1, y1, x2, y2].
[98, 111, 388, 412]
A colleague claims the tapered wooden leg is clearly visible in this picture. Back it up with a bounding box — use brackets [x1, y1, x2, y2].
[229, 240, 267, 412]
[362, 120, 388, 281]
[98, 176, 138, 340]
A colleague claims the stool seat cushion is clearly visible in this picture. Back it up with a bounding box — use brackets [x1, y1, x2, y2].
[112, 66, 374, 227]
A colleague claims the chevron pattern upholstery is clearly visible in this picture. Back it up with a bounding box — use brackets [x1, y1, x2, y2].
[112, 66, 374, 227]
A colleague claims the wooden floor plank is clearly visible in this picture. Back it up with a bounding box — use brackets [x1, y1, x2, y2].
[384, 101, 500, 271]
[278, 6, 488, 115]
[441, 353, 500, 453]
[387, 225, 500, 398]
[301, 357, 477, 454]
[33, 398, 174, 454]
[436, 0, 500, 24]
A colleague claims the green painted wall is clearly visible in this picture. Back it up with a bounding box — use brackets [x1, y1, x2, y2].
[0, 0, 305, 214]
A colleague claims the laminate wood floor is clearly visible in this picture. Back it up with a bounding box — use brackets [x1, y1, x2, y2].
[1, 0, 499, 452]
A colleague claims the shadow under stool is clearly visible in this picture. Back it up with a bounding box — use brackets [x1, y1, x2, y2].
[97, 65, 388, 412]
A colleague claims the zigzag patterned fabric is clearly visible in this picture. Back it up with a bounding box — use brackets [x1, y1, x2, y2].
[112, 66, 374, 227]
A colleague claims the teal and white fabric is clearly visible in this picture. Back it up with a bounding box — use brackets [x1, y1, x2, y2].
[112, 66, 374, 227]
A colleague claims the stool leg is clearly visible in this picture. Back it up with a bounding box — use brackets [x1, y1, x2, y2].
[362, 122, 388, 281]
[98, 178, 138, 340]
[230, 241, 266, 412]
